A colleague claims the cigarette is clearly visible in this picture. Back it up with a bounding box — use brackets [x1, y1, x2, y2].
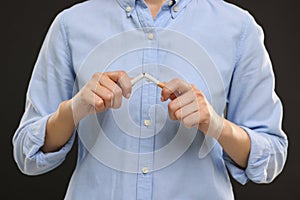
[130, 73, 144, 86]
[144, 73, 165, 88]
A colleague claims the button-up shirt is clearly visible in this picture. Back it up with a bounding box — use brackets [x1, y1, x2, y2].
[13, 0, 288, 199]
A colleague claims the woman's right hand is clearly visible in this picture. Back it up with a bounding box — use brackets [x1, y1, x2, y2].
[71, 71, 132, 125]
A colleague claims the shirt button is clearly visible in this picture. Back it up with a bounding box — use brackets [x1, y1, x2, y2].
[173, 6, 179, 12]
[148, 33, 154, 40]
[144, 120, 151, 126]
[125, 6, 132, 13]
[142, 167, 150, 174]
[168, 0, 174, 7]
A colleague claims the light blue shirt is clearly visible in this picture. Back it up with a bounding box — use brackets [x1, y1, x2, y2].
[13, 0, 288, 199]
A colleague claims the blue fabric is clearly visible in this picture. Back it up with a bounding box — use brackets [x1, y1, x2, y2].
[13, 0, 288, 199]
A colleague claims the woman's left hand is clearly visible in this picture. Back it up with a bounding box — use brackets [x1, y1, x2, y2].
[161, 78, 224, 138]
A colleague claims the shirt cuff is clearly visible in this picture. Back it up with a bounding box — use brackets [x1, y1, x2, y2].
[224, 126, 271, 185]
[22, 114, 75, 174]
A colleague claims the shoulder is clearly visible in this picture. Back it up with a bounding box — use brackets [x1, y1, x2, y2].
[56, 0, 118, 23]
[52, 0, 121, 34]
[206, 0, 250, 18]
[201, 0, 261, 40]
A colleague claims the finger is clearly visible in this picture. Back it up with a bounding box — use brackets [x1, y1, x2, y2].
[169, 93, 177, 101]
[98, 75, 123, 108]
[182, 112, 201, 129]
[94, 84, 114, 109]
[173, 89, 196, 108]
[174, 101, 199, 121]
[160, 81, 176, 101]
[73, 87, 105, 120]
[93, 94, 105, 113]
[168, 103, 177, 121]
[168, 90, 196, 120]
[159, 81, 177, 100]
[106, 71, 132, 99]
[161, 78, 191, 101]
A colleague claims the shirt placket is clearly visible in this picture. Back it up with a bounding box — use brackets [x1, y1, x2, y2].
[133, 1, 160, 200]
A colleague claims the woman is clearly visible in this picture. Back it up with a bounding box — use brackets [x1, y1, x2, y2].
[13, 0, 288, 199]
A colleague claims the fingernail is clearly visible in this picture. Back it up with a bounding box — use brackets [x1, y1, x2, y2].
[161, 96, 165, 102]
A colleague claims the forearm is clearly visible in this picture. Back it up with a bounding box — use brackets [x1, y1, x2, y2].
[217, 119, 251, 169]
[42, 100, 75, 153]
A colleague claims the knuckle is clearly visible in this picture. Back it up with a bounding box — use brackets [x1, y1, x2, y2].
[175, 110, 181, 119]
[200, 99, 209, 109]
[195, 89, 204, 97]
[106, 92, 114, 100]
[92, 72, 101, 80]
[95, 99, 104, 109]
[168, 102, 175, 111]
[114, 87, 122, 97]
[118, 70, 126, 76]
[102, 92, 113, 101]
[191, 84, 197, 90]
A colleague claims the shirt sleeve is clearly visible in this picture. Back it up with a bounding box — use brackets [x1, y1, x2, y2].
[12, 11, 76, 175]
[223, 12, 288, 185]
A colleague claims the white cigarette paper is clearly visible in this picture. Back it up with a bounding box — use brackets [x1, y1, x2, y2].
[144, 73, 165, 88]
[130, 73, 164, 88]
[130, 73, 144, 86]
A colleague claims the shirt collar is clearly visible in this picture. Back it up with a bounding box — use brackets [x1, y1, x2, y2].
[115, 0, 191, 18]
[115, 0, 136, 12]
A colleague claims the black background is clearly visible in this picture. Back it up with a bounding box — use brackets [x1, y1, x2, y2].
[1, 0, 299, 199]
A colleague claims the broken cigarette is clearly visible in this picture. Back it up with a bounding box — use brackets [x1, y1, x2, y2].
[130, 73, 144, 86]
[143, 73, 165, 88]
[130, 73, 165, 88]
